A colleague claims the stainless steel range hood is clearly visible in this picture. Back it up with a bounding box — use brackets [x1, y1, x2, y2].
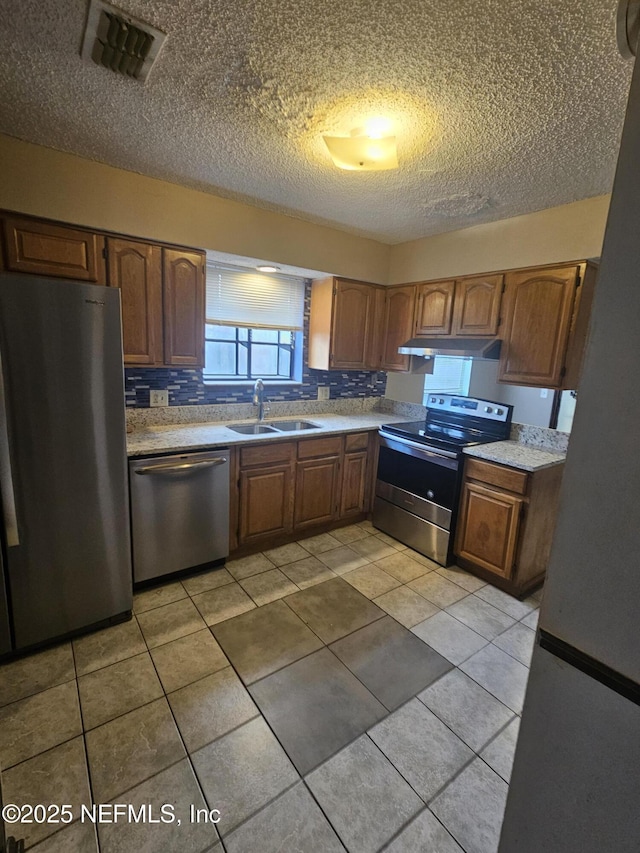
[398, 337, 502, 359]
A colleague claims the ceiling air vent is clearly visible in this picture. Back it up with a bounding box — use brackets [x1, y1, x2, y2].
[81, 0, 166, 82]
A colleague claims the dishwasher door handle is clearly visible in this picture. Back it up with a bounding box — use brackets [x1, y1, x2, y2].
[134, 457, 228, 475]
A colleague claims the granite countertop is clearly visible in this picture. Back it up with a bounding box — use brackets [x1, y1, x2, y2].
[463, 440, 566, 472]
[126, 413, 413, 457]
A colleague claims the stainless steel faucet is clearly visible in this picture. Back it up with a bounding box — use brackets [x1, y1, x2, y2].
[252, 378, 269, 421]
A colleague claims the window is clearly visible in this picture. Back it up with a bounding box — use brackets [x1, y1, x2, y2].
[423, 357, 472, 403]
[204, 264, 305, 383]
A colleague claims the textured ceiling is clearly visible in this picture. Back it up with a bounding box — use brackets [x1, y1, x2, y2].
[0, 0, 633, 243]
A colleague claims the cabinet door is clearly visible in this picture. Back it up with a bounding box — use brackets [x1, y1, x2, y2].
[163, 248, 205, 367]
[380, 285, 416, 371]
[340, 450, 368, 516]
[498, 265, 580, 387]
[455, 481, 523, 579]
[414, 280, 455, 335]
[453, 274, 503, 336]
[365, 284, 386, 370]
[239, 463, 294, 543]
[107, 238, 162, 365]
[331, 280, 378, 369]
[3, 216, 105, 284]
[294, 456, 341, 529]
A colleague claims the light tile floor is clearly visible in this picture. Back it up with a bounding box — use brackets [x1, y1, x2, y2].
[0, 521, 540, 852]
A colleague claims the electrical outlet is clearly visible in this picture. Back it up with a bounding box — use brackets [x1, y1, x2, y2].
[149, 390, 169, 407]
[317, 386, 330, 401]
[540, 389, 548, 399]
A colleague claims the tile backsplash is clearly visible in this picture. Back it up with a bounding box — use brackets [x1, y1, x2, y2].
[124, 366, 386, 407]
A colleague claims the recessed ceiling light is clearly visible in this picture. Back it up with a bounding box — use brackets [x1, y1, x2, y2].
[256, 265, 280, 273]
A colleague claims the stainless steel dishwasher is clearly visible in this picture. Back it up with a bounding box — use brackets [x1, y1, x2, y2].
[129, 450, 230, 583]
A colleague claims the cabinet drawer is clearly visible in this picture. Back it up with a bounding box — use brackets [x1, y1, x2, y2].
[298, 436, 342, 459]
[240, 441, 295, 467]
[345, 432, 370, 452]
[464, 458, 529, 495]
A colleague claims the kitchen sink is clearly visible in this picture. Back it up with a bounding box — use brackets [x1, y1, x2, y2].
[226, 423, 279, 435]
[268, 420, 320, 431]
[226, 420, 320, 435]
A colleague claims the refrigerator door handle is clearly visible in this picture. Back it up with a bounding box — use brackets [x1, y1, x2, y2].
[134, 457, 228, 475]
[0, 351, 19, 546]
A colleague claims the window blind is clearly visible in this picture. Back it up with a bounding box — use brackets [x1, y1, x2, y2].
[206, 264, 305, 330]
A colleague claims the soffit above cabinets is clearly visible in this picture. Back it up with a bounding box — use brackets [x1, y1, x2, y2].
[0, 0, 632, 244]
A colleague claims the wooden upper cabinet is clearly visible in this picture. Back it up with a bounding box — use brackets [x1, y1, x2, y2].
[331, 279, 377, 369]
[453, 274, 503, 336]
[163, 248, 205, 367]
[498, 264, 582, 387]
[308, 277, 382, 370]
[107, 238, 162, 365]
[414, 280, 455, 335]
[2, 216, 106, 284]
[380, 285, 416, 372]
[108, 240, 205, 368]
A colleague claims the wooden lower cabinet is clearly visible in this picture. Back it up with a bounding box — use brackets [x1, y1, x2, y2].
[295, 456, 340, 528]
[239, 463, 294, 543]
[235, 431, 374, 550]
[456, 482, 524, 579]
[341, 432, 374, 518]
[455, 457, 564, 596]
[340, 450, 369, 516]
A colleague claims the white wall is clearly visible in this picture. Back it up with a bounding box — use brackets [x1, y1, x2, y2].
[495, 385, 554, 428]
[387, 357, 555, 426]
[388, 195, 609, 284]
[0, 134, 390, 284]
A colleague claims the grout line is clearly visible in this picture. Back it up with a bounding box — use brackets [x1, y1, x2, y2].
[378, 806, 462, 852]
[300, 776, 353, 850]
[0, 537, 528, 853]
[143, 633, 225, 852]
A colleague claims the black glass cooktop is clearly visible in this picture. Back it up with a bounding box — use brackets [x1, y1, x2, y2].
[380, 421, 502, 452]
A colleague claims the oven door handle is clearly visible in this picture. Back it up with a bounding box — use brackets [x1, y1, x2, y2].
[378, 429, 459, 462]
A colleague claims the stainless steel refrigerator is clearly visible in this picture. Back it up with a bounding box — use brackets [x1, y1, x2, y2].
[0, 275, 132, 654]
[499, 17, 640, 853]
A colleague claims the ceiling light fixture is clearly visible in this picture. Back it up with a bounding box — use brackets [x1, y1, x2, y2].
[256, 265, 280, 273]
[323, 123, 398, 172]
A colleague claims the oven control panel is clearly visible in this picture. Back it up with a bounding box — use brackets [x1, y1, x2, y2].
[427, 395, 512, 423]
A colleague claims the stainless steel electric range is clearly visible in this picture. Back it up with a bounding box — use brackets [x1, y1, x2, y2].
[372, 394, 513, 566]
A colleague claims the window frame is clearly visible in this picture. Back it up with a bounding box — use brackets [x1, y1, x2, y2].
[203, 324, 302, 384]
